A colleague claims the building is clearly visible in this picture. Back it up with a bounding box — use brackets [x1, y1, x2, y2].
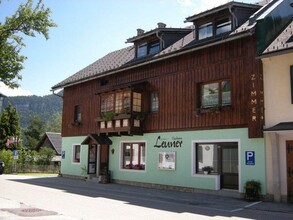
[261, 19, 293, 202]
[52, 0, 292, 198]
[35, 132, 62, 163]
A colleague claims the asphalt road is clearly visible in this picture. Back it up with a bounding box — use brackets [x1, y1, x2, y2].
[0, 174, 292, 220]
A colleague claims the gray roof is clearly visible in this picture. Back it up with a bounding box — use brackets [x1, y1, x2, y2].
[52, 1, 273, 91]
[261, 21, 293, 57]
[36, 132, 62, 155]
[264, 122, 293, 131]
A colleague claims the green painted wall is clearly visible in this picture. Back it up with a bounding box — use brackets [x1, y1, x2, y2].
[61, 128, 266, 194]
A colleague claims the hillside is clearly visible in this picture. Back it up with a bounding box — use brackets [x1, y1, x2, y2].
[3, 93, 63, 129]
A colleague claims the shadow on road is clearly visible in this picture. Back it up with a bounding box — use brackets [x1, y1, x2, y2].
[7, 176, 293, 219]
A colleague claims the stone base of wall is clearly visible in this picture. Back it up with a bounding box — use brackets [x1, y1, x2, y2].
[112, 179, 242, 198]
[60, 173, 87, 181]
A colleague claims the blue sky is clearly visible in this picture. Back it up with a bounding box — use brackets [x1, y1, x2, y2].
[0, 0, 258, 96]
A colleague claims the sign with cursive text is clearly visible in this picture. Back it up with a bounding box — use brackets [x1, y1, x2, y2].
[154, 136, 183, 148]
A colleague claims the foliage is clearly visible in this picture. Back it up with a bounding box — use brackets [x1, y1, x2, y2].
[36, 146, 56, 165]
[101, 111, 117, 122]
[46, 111, 62, 132]
[244, 180, 261, 201]
[0, 104, 21, 150]
[0, 0, 56, 88]
[24, 115, 45, 149]
[18, 147, 37, 165]
[3, 94, 62, 131]
[0, 149, 13, 174]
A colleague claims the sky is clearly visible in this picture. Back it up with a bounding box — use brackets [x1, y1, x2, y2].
[0, 0, 258, 97]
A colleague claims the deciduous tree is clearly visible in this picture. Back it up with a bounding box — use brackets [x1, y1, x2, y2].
[0, 0, 56, 88]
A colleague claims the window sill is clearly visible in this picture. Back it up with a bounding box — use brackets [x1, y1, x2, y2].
[121, 168, 146, 173]
[195, 105, 231, 115]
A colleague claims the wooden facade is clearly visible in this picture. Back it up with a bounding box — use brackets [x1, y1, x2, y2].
[62, 36, 263, 138]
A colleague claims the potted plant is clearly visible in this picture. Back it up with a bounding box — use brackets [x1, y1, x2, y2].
[244, 180, 261, 201]
[202, 166, 213, 174]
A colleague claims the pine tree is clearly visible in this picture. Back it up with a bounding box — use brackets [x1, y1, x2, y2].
[24, 116, 45, 149]
[0, 104, 21, 150]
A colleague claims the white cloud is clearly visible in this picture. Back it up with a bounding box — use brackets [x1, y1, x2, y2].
[0, 83, 33, 97]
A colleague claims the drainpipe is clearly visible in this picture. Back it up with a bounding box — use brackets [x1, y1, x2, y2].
[156, 31, 165, 50]
[229, 5, 238, 29]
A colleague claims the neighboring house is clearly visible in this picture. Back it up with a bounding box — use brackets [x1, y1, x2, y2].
[52, 0, 291, 199]
[261, 19, 293, 202]
[36, 132, 62, 163]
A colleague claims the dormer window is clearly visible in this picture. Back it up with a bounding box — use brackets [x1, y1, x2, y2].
[137, 43, 148, 58]
[136, 41, 160, 58]
[216, 18, 232, 35]
[198, 22, 213, 40]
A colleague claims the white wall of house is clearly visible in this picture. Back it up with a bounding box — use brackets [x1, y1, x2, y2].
[263, 52, 293, 202]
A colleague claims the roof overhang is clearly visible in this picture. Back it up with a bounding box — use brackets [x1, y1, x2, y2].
[81, 134, 112, 145]
[264, 122, 293, 132]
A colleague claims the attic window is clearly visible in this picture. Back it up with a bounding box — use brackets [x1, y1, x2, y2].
[216, 18, 231, 35]
[136, 41, 160, 58]
[137, 43, 147, 58]
[198, 22, 213, 40]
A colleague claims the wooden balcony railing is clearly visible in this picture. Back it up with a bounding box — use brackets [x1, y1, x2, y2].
[96, 113, 144, 136]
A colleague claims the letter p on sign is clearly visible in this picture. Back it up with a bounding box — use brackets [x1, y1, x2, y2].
[245, 151, 255, 165]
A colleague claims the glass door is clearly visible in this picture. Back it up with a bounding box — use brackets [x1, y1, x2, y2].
[88, 144, 97, 174]
[221, 143, 238, 190]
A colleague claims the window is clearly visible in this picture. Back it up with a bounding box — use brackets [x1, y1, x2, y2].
[122, 142, 145, 170]
[149, 42, 160, 55]
[73, 145, 81, 163]
[137, 43, 147, 58]
[216, 18, 231, 35]
[133, 92, 142, 112]
[201, 80, 231, 108]
[198, 22, 213, 40]
[137, 41, 160, 58]
[74, 105, 81, 123]
[100, 90, 140, 114]
[194, 142, 238, 174]
[151, 92, 159, 112]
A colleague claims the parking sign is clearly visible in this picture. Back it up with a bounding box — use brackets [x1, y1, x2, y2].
[13, 150, 19, 160]
[245, 151, 255, 165]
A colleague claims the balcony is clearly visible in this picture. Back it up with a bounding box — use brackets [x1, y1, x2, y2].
[96, 113, 145, 136]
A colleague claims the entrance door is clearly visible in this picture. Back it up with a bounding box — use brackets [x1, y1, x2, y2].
[286, 141, 293, 203]
[221, 144, 239, 190]
[99, 144, 109, 173]
[88, 144, 97, 174]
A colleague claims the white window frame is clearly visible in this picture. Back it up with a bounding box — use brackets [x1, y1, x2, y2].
[72, 144, 81, 164]
[120, 140, 147, 172]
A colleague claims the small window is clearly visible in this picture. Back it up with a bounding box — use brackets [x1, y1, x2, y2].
[133, 92, 142, 112]
[122, 143, 146, 170]
[101, 93, 114, 113]
[201, 80, 231, 108]
[149, 42, 160, 55]
[74, 105, 81, 123]
[198, 22, 213, 40]
[151, 92, 159, 112]
[137, 43, 147, 58]
[73, 145, 81, 163]
[216, 18, 231, 35]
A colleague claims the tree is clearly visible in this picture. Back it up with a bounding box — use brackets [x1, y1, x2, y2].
[0, 104, 21, 150]
[24, 115, 45, 149]
[36, 146, 56, 165]
[46, 111, 62, 132]
[0, 0, 56, 88]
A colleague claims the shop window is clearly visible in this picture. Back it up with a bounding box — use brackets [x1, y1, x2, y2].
[151, 92, 159, 112]
[198, 22, 213, 40]
[194, 142, 238, 174]
[73, 145, 81, 163]
[201, 80, 231, 108]
[216, 18, 232, 35]
[74, 105, 81, 123]
[122, 142, 146, 170]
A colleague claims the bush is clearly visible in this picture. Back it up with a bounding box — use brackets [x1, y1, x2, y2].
[0, 149, 13, 174]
